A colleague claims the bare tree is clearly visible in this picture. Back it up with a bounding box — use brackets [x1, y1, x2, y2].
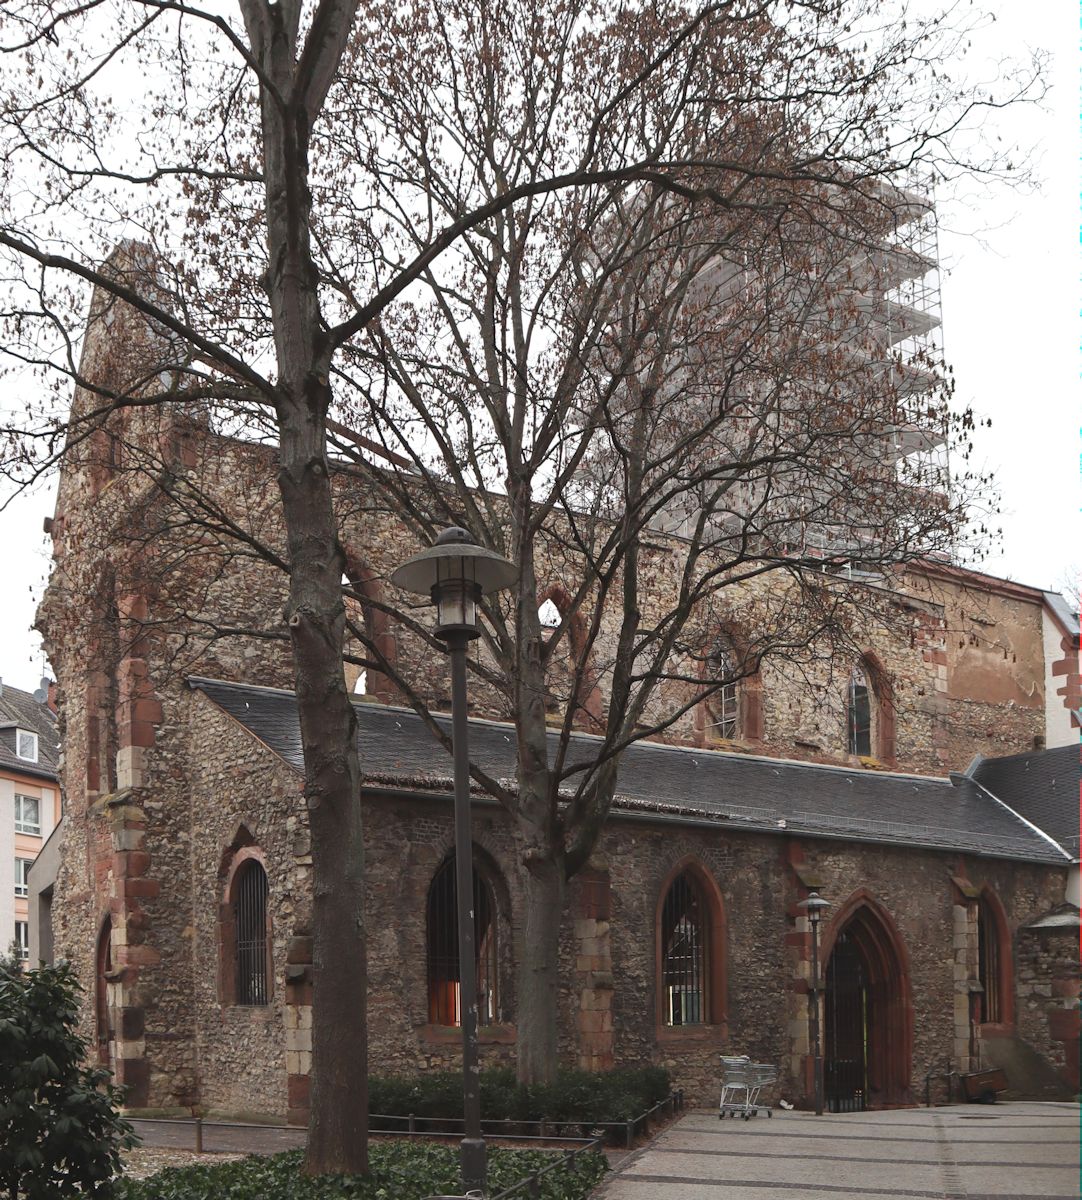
[0, 0, 1038, 1162]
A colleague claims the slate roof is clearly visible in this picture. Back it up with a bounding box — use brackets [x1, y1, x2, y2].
[0, 680, 59, 782]
[972, 744, 1080, 859]
[191, 677, 1071, 867]
[1042, 591, 1079, 640]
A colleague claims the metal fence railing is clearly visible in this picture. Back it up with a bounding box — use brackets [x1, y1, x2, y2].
[127, 1088, 685, 1157]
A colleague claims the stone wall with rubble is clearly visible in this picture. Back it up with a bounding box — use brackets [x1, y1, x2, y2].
[49, 687, 1063, 1120]
[37, 281, 1065, 1117]
[1016, 923, 1081, 1093]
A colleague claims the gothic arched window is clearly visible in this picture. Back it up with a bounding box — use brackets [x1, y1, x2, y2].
[977, 890, 1013, 1027]
[426, 855, 499, 1026]
[704, 640, 740, 740]
[660, 870, 708, 1026]
[847, 664, 872, 756]
[232, 859, 270, 1007]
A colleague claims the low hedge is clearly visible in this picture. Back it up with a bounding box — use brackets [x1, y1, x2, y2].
[369, 1065, 671, 1125]
[117, 1142, 608, 1200]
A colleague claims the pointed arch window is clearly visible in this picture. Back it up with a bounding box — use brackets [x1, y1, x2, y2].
[95, 918, 115, 1067]
[232, 859, 270, 1007]
[660, 871, 708, 1026]
[426, 855, 499, 1026]
[536, 588, 602, 727]
[705, 640, 740, 740]
[343, 553, 397, 703]
[847, 665, 872, 756]
[976, 890, 1013, 1027]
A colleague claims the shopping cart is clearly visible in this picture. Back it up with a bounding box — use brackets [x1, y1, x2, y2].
[719, 1055, 778, 1119]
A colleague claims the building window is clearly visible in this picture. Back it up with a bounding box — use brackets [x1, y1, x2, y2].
[14, 921, 29, 960]
[976, 891, 1012, 1027]
[847, 666, 872, 756]
[233, 859, 269, 1006]
[16, 730, 38, 763]
[426, 854, 498, 1026]
[704, 640, 740, 740]
[14, 859, 30, 898]
[14, 795, 40, 836]
[660, 870, 708, 1026]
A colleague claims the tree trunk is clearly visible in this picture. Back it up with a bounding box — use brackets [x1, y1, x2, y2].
[277, 403, 369, 1175]
[239, 1, 370, 1171]
[509, 520, 567, 1085]
[515, 847, 565, 1085]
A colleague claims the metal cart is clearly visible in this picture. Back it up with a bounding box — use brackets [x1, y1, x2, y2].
[719, 1055, 778, 1119]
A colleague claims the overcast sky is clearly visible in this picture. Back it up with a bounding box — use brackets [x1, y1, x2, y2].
[0, 3, 1077, 692]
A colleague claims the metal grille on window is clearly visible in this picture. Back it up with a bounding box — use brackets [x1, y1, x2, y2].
[661, 871, 706, 1026]
[426, 855, 497, 1026]
[977, 901, 1000, 1023]
[848, 666, 871, 756]
[234, 860, 269, 1006]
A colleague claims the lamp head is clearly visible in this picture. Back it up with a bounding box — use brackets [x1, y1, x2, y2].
[798, 891, 831, 925]
[391, 526, 516, 641]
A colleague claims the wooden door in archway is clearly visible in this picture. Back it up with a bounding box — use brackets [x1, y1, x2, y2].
[823, 903, 912, 1110]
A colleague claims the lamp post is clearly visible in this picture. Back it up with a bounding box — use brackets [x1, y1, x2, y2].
[391, 527, 516, 1194]
[797, 891, 830, 1116]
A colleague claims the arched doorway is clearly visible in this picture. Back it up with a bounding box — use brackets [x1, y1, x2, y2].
[823, 897, 912, 1111]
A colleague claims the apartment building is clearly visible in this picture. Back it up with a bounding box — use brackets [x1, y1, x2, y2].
[0, 678, 60, 963]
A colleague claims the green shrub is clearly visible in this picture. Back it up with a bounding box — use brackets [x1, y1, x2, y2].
[116, 1143, 607, 1200]
[367, 1065, 671, 1126]
[0, 954, 139, 1199]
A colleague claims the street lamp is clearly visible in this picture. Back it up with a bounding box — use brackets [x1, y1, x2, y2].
[797, 891, 830, 1116]
[391, 526, 516, 1194]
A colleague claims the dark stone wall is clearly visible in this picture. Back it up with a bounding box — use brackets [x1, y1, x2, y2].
[63, 692, 1061, 1118]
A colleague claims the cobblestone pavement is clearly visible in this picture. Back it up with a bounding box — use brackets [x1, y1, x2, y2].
[594, 1103, 1080, 1200]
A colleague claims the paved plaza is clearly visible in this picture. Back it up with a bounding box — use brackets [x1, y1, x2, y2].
[597, 1103, 1081, 1200]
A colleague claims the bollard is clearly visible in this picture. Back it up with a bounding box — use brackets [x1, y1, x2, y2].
[528, 1174, 540, 1200]
[194, 1117, 203, 1154]
[409, 1112, 416, 1134]
[538, 1117, 547, 1139]
[625, 1118, 634, 1148]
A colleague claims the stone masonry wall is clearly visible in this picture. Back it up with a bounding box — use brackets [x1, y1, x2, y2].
[1016, 925, 1080, 1092]
[98, 692, 1062, 1120]
[38, 277, 1066, 1121]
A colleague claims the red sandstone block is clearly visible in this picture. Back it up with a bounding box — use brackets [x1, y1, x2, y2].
[1052, 978, 1080, 999]
[123, 877, 161, 899]
[288, 1073, 311, 1107]
[124, 721, 157, 749]
[132, 698, 163, 724]
[1048, 1008, 1080, 1040]
[287, 936, 314, 965]
[784, 932, 810, 949]
[119, 944, 160, 967]
[120, 1007, 145, 1039]
[115, 851, 152, 878]
[286, 982, 314, 1006]
[117, 1058, 150, 1107]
